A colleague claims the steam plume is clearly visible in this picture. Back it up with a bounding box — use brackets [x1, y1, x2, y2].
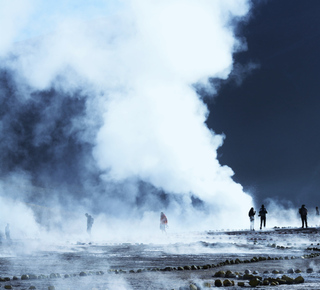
[0, 0, 253, 233]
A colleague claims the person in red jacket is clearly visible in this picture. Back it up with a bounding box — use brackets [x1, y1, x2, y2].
[160, 212, 168, 233]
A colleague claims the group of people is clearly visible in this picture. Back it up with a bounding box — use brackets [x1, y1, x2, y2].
[248, 204, 317, 230]
[248, 205, 268, 230]
[84, 212, 168, 235]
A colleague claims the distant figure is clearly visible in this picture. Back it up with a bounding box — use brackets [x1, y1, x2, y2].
[299, 205, 308, 228]
[5, 224, 10, 240]
[258, 205, 268, 230]
[160, 212, 168, 233]
[85, 213, 94, 235]
[316, 206, 319, 216]
[248, 207, 256, 231]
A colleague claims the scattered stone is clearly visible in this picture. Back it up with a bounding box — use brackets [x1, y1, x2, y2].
[272, 270, 279, 274]
[12, 276, 18, 280]
[287, 268, 294, 274]
[21, 274, 30, 280]
[79, 272, 87, 277]
[4, 286, 13, 289]
[214, 279, 222, 287]
[49, 273, 57, 279]
[64, 274, 70, 278]
[244, 269, 251, 275]
[203, 282, 212, 287]
[294, 276, 304, 283]
[262, 279, 269, 285]
[249, 277, 260, 287]
[189, 284, 198, 290]
[4, 277, 10, 281]
[48, 286, 55, 290]
[29, 286, 36, 289]
[307, 268, 313, 273]
[214, 271, 225, 277]
[223, 279, 233, 286]
[295, 269, 302, 273]
[237, 282, 245, 287]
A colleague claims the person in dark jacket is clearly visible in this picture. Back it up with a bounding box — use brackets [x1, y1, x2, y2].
[258, 205, 268, 230]
[299, 205, 308, 228]
[85, 213, 94, 235]
[160, 212, 168, 233]
[248, 207, 256, 231]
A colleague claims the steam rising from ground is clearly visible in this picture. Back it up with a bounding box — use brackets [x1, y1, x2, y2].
[0, 0, 256, 238]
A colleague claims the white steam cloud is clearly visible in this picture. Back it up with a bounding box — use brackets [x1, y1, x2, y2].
[0, 0, 253, 232]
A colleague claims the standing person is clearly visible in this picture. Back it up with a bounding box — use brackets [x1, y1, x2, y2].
[316, 206, 319, 216]
[160, 212, 168, 233]
[85, 213, 94, 235]
[299, 205, 308, 228]
[248, 207, 256, 231]
[258, 205, 268, 230]
[5, 224, 10, 240]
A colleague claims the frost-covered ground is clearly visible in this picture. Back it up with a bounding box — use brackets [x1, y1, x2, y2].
[0, 227, 320, 289]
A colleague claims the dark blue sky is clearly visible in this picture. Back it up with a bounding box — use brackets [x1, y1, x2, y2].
[206, 0, 320, 207]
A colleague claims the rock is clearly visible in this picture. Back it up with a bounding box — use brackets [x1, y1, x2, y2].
[189, 284, 198, 290]
[281, 275, 294, 284]
[49, 273, 57, 278]
[294, 276, 304, 283]
[253, 270, 259, 274]
[79, 272, 87, 277]
[249, 277, 260, 287]
[12, 276, 18, 280]
[263, 270, 269, 274]
[48, 286, 55, 290]
[214, 271, 225, 277]
[223, 279, 232, 286]
[29, 274, 37, 279]
[177, 267, 184, 271]
[307, 268, 313, 273]
[272, 270, 279, 274]
[244, 269, 251, 275]
[270, 282, 278, 286]
[214, 279, 222, 287]
[64, 274, 70, 278]
[237, 282, 245, 287]
[129, 270, 135, 273]
[294, 269, 302, 273]
[29, 286, 36, 289]
[203, 282, 212, 287]
[276, 278, 286, 284]
[184, 266, 191, 270]
[4, 277, 10, 281]
[287, 268, 294, 274]
[21, 274, 29, 280]
[191, 265, 198, 270]
[4, 286, 13, 289]
[262, 279, 269, 285]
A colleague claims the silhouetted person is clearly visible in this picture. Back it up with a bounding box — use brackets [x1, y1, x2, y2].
[258, 205, 268, 230]
[316, 206, 319, 216]
[299, 204, 308, 228]
[248, 207, 256, 231]
[5, 224, 10, 240]
[85, 213, 94, 235]
[160, 212, 168, 233]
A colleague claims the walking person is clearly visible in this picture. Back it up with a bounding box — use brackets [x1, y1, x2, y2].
[258, 204, 268, 230]
[5, 224, 10, 240]
[85, 213, 94, 235]
[248, 207, 256, 231]
[160, 212, 168, 233]
[299, 204, 308, 228]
